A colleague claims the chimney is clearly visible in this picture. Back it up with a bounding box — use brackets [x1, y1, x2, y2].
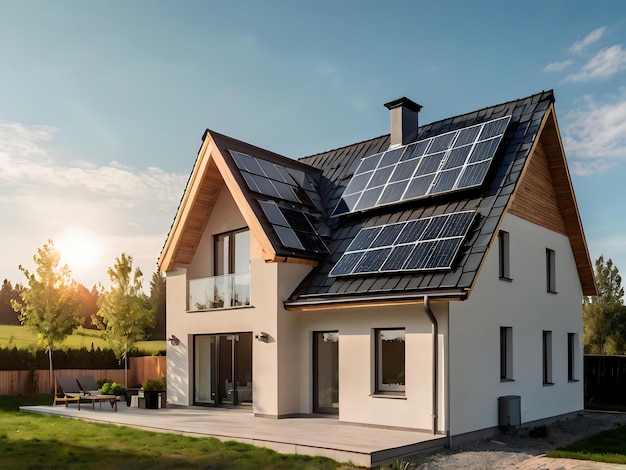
[384, 97, 422, 147]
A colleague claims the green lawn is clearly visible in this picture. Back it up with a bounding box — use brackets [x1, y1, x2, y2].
[546, 425, 626, 464]
[1, 395, 347, 469]
[0, 324, 165, 355]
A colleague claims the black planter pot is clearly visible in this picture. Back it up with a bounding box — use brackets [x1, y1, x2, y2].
[143, 390, 166, 409]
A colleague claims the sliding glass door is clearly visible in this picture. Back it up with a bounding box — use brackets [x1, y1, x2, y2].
[313, 331, 339, 414]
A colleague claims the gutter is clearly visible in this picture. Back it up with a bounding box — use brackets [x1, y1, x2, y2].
[285, 290, 467, 309]
[424, 294, 438, 435]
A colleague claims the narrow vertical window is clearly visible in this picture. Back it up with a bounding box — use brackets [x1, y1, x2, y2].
[500, 327, 513, 381]
[546, 248, 556, 293]
[543, 330, 553, 385]
[376, 329, 405, 394]
[498, 231, 511, 280]
[568, 333, 577, 381]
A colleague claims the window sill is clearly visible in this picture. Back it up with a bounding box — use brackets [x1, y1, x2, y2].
[371, 393, 406, 400]
[500, 378, 515, 382]
[543, 382, 555, 386]
[547, 290, 558, 295]
[568, 379, 580, 383]
[187, 304, 254, 313]
[499, 276, 513, 282]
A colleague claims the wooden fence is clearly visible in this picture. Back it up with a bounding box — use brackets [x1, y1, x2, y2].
[585, 355, 626, 406]
[0, 356, 166, 396]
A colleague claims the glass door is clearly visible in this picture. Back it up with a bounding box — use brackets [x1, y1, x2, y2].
[313, 331, 339, 414]
[194, 332, 252, 406]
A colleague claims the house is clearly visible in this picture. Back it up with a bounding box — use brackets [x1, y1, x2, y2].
[158, 90, 596, 445]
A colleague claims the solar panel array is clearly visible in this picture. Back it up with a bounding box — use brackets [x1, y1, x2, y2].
[259, 200, 328, 254]
[332, 115, 511, 216]
[329, 211, 476, 277]
[229, 150, 317, 206]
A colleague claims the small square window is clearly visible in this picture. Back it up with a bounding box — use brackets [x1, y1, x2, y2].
[546, 248, 556, 293]
[500, 327, 513, 381]
[543, 330, 553, 385]
[376, 328, 405, 393]
[498, 231, 511, 280]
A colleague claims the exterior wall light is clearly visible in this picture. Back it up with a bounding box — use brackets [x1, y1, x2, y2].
[168, 335, 180, 346]
[255, 332, 269, 343]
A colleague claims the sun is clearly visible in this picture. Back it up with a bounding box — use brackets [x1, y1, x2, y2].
[56, 227, 102, 273]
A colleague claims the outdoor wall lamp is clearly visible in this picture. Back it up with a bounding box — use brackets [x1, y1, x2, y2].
[255, 332, 269, 343]
[168, 335, 180, 346]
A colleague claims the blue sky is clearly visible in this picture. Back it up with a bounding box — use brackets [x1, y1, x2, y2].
[1, 0, 625, 289]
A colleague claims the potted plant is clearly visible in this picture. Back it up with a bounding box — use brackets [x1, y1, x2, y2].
[99, 381, 128, 397]
[141, 377, 166, 409]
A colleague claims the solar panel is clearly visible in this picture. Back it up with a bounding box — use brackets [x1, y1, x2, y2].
[331, 115, 511, 216]
[329, 210, 476, 277]
[259, 200, 328, 254]
[230, 150, 319, 207]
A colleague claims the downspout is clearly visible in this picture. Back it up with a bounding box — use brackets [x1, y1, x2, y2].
[424, 295, 438, 435]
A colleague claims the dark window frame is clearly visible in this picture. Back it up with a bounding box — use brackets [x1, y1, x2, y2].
[214, 228, 250, 276]
[546, 248, 557, 293]
[543, 330, 553, 385]
[500, 326, 513, 381]
[375, 328, 406, 394]
[498, 231, 512, 281]
[568, 332, 578, 382]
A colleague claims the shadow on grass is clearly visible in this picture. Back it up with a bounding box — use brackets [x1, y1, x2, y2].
[546, 425, 626, 465]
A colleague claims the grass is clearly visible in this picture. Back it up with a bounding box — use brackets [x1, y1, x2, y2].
[546, 424, 626, 464]
[1, 395, 347, 469]
[0, 324, 165, 355]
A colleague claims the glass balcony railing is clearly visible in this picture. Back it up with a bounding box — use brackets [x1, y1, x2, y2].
[188, 272, 251, 310]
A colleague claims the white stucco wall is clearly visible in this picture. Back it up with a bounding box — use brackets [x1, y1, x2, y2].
[297, 303, 448, 432]
[448, 213, 584, 437]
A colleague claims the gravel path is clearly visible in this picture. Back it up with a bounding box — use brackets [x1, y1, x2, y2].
[401, 411, 626, 470]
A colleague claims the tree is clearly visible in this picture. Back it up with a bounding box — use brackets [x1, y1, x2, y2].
[583, 255, 626, 354]
[0, 279, 24, 325]
[96, 253, 155, 385]
[11, 240, 81, 391]
[75, 283, 100, 329]
[148, 272, 166, 340]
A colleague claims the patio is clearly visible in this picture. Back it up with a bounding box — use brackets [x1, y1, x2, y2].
[20, 403, 446, 467]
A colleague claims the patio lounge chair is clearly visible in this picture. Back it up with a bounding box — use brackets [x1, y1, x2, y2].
[76, 375, 100, 395]
[54, 375, 118, 411]
[53, 376, 82, 409]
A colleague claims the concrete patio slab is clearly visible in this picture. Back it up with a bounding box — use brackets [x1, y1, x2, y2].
[20, 403, 445, 467]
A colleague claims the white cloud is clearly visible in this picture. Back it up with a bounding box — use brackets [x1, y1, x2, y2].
[0, 121, 188, 289]
[565, 45, 626, 82]
[563, 94, 626, 175]
[569, 26, 607, 54]
[544, 59, 573, 72]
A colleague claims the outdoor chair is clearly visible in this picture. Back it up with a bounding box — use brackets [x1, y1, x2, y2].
[53, 376, 82, 409]
[76, 375, 100, 395]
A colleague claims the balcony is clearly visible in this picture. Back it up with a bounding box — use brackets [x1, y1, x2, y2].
[188, 272, 251, 310]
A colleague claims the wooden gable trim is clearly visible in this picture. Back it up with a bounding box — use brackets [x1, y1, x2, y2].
[158, 136, 223, 272]
[531, 106, 596, 296]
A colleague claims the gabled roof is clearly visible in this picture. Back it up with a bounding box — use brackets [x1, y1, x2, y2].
[158, 90, 597, 306]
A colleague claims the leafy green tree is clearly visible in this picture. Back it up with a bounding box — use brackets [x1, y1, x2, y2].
[96, 253, 155, 385]
[583, 255, 626, 354]
[148, 272, 166, 340]
[11, 240, 81, 391]
[75, 283, 100, 329]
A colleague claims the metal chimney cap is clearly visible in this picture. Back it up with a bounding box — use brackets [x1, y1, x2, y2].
[384, 97, 422, 113]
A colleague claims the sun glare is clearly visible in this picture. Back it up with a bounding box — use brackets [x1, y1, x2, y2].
[56, 227, 102, 274]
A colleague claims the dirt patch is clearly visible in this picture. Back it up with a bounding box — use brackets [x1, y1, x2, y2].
[402, 411, 626, 470]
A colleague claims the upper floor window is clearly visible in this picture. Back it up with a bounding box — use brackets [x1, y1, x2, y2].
[215, 229, 250, 276]
[546, 248, 556, 293]
[498, 231, 511, 280]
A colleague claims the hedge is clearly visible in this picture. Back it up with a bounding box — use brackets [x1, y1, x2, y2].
[0, 347, 140, 370]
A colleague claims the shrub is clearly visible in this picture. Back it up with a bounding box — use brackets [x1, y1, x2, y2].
[142, 377, 166, 391]
[99, 381, 128, 396]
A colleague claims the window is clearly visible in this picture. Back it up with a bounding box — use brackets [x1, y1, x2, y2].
[546, 248, 556, 293]
[543, 330, 553, 385]
[376, 329, 405, 393]
[568, 333, 577, 381]
[215, 229, 250, 276]
[500, 327, 513, 381]
[498, 231, 511, 280]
